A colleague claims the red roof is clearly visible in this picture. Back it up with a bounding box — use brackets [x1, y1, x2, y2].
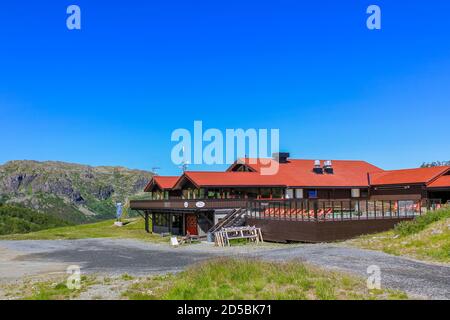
[171, 159, 382, 188]
[143, 159, 450, 191]
[229, 158, 382, 187]
[144, 176, 179, 191]
[427, 175, 450, 188]
[370, 166, 449, 185]
[177, 171, 286, 188]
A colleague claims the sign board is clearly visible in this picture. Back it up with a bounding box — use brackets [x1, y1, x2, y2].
[195, 201, 205, 208]
[170, 237, 179, 246]
[116, 203, 123, 220]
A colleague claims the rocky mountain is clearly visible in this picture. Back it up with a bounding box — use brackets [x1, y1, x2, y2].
[0, 160, 153, 224]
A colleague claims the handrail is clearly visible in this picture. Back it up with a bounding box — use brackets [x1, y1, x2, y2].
[209, 208, 247, 234]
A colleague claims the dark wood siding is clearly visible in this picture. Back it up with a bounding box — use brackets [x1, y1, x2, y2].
[247, 217, 413, 242]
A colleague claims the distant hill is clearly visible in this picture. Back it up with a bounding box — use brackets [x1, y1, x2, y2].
[0, 160, 153, 224]
[0, 204, 70, 235]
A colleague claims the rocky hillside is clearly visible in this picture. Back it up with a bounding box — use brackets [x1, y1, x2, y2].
[0, 161, 153, 224]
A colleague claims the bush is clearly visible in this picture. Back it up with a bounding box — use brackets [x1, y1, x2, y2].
[394, 207, 450, 236]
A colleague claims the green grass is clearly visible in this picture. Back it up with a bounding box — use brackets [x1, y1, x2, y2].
[1, 259, 407, 300]
[2, 275, 97, 300]
[0, 218, 166, 243]
[348, 207, 450, 263]
[122, 258, 407, 300]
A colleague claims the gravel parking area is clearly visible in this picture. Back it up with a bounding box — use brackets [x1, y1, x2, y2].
[0, 239, 448, 299]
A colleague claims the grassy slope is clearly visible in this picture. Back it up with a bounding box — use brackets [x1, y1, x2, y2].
[0, 218, 165, 243]
[348, 208, 450, 263]
[123, 258, 407, 300]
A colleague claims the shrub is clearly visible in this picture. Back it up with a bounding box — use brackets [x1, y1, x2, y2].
[394, 207, 450, 236]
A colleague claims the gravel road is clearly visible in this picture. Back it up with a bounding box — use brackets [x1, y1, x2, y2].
[0, 239, 448, 299]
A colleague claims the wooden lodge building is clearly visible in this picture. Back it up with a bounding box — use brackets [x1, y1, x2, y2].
[130, 153, 450, 242]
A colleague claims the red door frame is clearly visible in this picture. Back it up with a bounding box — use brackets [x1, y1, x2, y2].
[185, 214, 198, 235]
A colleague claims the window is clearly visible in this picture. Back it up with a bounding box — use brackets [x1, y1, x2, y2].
[295, 189, 304, 199]
[260, 188, 271, 199]
[351, 189, 361, 198]
[308, 190, 318, 199]
[207, 190, 215, 199]
[286, 189, 294, 199]
[272, 188, 283, 199]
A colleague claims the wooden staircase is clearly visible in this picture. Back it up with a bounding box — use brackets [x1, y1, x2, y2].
[208, 208, 247, 235]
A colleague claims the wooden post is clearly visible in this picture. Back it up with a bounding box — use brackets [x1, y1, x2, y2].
[144, 212, 150, 233]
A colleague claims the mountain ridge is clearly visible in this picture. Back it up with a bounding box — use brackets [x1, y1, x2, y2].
[0, 160, 153, 223]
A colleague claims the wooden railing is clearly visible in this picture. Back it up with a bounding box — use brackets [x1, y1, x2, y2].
[246, 199, 442, 222]
[130, 198, 443, 221]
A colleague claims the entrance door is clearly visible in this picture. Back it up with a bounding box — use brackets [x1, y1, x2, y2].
[185, 214, 198, 235]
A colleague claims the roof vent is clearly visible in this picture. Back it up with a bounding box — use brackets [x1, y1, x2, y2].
[273, 152, 290, 164]
[324, 160, 334, 174]
[313, 160, 323, 174]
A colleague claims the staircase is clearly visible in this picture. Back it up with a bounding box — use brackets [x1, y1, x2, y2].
[208, 208, 247, 235]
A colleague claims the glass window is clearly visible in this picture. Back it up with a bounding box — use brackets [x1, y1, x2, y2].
[286, 189, 294, 199]
[351, 189, 361, 198]
[272, 188, 283, 199]
[295, 189, 304, 199]
[308, 190, 318, 199]
[260, 188, 271, 199]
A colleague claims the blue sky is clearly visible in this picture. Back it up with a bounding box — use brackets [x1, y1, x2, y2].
[0, 0, 449, 175]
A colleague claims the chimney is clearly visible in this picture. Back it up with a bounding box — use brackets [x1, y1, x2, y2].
[324, 160, 334, 174]
[313, 160, 323, 174]
[273, 152, 290, 164]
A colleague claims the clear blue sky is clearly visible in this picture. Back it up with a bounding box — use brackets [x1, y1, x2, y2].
[1, 0, 449, 175]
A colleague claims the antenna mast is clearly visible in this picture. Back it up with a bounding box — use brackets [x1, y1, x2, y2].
[179, 146, 189, 172]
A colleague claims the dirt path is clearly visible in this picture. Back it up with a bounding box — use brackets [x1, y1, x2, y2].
[0, 239, 448, 299]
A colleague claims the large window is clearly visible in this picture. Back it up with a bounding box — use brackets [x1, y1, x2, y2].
[351, 189, 361, 198]
[272, 188, 283, 199]
[153, 213, 170, 234]
[260, 188, 271, 199]
[286, 189, 294, 199]
[171, 214, 183, 235]
[295, 189, 304, 199]
[307, 190, 318, 199]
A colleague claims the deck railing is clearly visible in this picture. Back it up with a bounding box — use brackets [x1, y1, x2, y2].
[130, 198, 443, 222]
[246, 199, 442, 222]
